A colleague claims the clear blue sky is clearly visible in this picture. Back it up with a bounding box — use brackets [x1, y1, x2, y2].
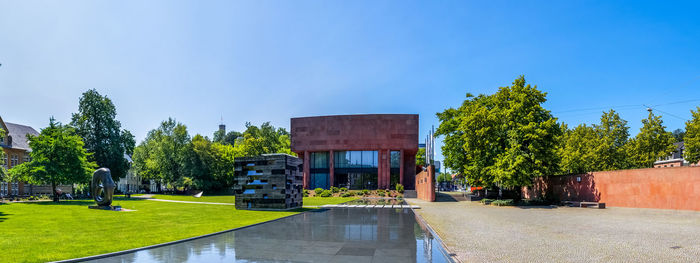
[1, 1, 699, 166]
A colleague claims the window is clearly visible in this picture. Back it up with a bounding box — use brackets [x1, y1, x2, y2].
[10, 154, 18, 167]
[310, 152, 329, 169]
[23, 153, 30, 163]
[390, 151, 400, 189]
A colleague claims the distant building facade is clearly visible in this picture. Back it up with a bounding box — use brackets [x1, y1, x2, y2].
[654, 142, 699, 168]
[290, 114, 419, 190]
[233, 154, 303, 210]
[0, 116, 72, 196]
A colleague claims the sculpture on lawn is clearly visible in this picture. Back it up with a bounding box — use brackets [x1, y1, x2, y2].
[91, 168, 116, 207]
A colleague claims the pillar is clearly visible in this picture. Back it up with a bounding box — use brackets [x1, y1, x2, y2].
[399, 149, 404, 188]
[303, 151, 310, 189]
[377, 150, 383, 189]
[329, 150, 335, 188]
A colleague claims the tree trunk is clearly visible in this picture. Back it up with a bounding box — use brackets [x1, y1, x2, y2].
[52, 181, 59, 202]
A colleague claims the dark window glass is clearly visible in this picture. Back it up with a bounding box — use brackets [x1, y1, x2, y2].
[310, 152, 328, 169]
[390, 151, 400, 168]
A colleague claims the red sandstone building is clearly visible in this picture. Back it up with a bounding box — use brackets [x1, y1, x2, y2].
[290, 114, 419, 190]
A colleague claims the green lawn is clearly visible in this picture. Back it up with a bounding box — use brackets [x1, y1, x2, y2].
[149, 194, 236, 203]
[0, 195, 360, 262]
[302, 196, 358, 207]
[144, 194, 358, 207]
[0, 198, 301, 262]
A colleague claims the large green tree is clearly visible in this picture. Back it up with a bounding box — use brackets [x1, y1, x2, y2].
[627, 111, 676, 168]
[9, 118, 96, 201]
[558, 123, 597, 174]
[71, 89, 135, 181]
[591, 110, 631, 171]
[184, 135, 237, 191]
[213, 129, 243, 146]
[232, 122, 293, 157]
[684, 107, 700, 164]
[436, 76, 560, 189]
[132, 118, 190, 189]
[558, 110, 631, 174]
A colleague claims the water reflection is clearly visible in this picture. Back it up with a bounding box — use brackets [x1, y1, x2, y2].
[342, 198, 406, 206]
[87, 208, 451, 263]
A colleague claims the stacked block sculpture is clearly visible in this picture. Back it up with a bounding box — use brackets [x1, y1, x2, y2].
[233, 154, 304, 210]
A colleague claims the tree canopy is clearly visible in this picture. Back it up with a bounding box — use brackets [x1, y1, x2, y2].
[627, 111, 676, 168]
[684, 107, 700, 164]
[9, 118, 97, 199]
[70, 89, 135, 181]
[133, 119, 293, 192]
[436, 76, 561, 188]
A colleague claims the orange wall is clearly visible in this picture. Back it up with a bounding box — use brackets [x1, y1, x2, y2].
[523, 166, 700, 211]
[415, 165, 435, 202]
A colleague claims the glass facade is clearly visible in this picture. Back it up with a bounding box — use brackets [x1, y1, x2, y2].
[310, 152, 329, 189]
[334, 151, 378, 190]
[390, 151, 400, 189]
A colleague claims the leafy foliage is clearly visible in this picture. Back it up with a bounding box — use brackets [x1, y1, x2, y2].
[9, 118, 97, 197]
[437, 173, 452, 183]
[627, 111, 676, 168]
[559, 110, 631, 173]
[231, 122, 294, 157]
[70, 89, 135, 181]
[132, 118, 191, 188]
[672, 128, 685, 143]
[436, 76, 561, 188]
[416, 148, 426, 166]
[684, 107, 700, 164]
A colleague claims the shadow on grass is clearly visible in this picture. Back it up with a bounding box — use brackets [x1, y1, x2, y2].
[0, 210, 9, 223]
[20, 198, 146, 206]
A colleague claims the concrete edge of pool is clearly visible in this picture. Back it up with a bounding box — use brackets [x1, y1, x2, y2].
[407, 203, 461, 263]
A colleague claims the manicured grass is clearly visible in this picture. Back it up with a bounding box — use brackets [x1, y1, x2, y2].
[145, 194, 358, 207]
[0, 196, 359, 262]
[0, 198, 301, 263]
[150, 194, 236, 203]
[302, 196, 358, 207]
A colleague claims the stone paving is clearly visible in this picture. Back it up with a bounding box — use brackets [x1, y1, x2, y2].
[407, 193, 700, 263]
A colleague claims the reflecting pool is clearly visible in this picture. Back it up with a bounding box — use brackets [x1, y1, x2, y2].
[87, 208, 452, 263]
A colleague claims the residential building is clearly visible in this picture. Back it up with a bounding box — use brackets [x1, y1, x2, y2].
[654, 142, 699, 168]
[0, 116, 72, 196]
[290, 114, 419, 190]
[116, 154, 141, 193]
[1, 116, 38, 196]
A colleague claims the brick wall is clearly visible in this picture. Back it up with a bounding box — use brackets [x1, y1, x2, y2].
[522, 166, 700, 211]
[415, 165, 435, 202]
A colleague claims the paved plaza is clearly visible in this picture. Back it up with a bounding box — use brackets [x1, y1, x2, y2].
[408, 193, 700, 263]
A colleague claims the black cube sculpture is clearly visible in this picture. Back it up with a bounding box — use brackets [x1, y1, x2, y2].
[233, 154, 303, 210]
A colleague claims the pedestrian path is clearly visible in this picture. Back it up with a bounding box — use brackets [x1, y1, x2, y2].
[321, 204, 420, 209]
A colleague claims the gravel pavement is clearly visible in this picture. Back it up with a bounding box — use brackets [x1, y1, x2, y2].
[407, 194, 700, 263]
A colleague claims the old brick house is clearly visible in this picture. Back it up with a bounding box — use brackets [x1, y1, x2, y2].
[0, 116, 72, 196]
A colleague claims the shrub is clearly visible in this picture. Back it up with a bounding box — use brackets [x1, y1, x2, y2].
[314, 188, 324, 194]
[378, 192, 386, 197]
[330, 186, 340, 193]
[320, 190, 332, 197]
[362, 189, 370, 195]
[341, 192, 352, 197]
[491, 199, 515, 206]
[340, 187, 348, 192]
[345, 191, 355, 196]
[396, 184, 404, 193]
[303, 189, 309, 197]
[377, 189, 385, 194]
[480, 198, 494, 204]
